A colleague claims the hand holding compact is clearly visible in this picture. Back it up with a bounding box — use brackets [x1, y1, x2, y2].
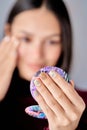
[25, 66, 85, 130]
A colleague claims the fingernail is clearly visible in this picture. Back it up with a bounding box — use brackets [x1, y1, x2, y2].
[39, 72, 47, 80]
[4, 36, 10, 42]
[14, 40, 19, 46]
[12, 36, 19, 46]
[49, 70, 57, 78]
[34, 79, 41, 87]
[33, 90, 39, 97]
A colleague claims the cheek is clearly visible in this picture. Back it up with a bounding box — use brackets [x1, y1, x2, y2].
[18, 45, 25, 57]
[45, 48, 62, 65]
[17, 45, 27, 66]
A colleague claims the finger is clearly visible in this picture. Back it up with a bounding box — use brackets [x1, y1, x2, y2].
[0, 36, 13, 64]
[8, 36, 20, 57]
[34, 78, 67, 120]
[49, 70, 85, 111]
[0, 36, 10, 56]
[33, 90, 55, 120]
[0, 36, 10, 46]
[38, 72, 80, 119]
[34, 85, 70, 125]
[69, 80, 75, 88]
[0, 36, 20, 72]
[0, 36, 19, 62]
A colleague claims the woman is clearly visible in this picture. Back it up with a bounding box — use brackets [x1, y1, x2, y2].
[0, 0, 86, 130]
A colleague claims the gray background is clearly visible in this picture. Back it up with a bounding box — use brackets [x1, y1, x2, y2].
[0, 0, 87, 91]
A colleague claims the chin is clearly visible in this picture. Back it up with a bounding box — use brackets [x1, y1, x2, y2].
[19, 70, 36, 81]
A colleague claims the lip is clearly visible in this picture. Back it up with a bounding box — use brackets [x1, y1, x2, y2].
[27, 63, 44, 71]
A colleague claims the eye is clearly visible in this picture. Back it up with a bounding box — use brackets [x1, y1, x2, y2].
[47, 40, 61, 45]
[20, 36, 31, 43]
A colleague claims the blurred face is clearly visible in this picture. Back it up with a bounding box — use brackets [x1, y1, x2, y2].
[11, 7, 62, 81]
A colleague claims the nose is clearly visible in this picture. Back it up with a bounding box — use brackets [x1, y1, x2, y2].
[29, 42, 43, 61]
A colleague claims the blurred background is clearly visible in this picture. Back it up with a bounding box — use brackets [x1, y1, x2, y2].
[0, 0, 87, 91]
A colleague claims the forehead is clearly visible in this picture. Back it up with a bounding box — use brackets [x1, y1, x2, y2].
[11, 8, 61, 35]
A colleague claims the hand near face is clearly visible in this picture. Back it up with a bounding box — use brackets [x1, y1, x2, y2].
[0, 36, 20, 100]
[34, 71, 85, 130]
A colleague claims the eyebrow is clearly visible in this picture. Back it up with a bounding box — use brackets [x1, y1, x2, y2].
[18, 30, 61, 39]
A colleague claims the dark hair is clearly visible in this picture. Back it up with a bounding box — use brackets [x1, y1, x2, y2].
[6, 0, 72, 73]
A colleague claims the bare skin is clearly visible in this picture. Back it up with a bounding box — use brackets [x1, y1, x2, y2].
[34, 72, 85, 130]
[0, 36, 20, 100]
